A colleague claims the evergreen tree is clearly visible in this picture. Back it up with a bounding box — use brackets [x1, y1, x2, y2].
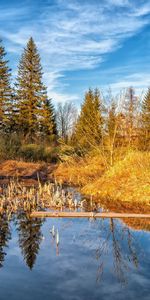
[17, 212, 43, 269]
[74, 88, 103, 150]
[0, 40, 13, 132]
[15, 37, 55, 141]
[141, 88, 150, 149]
[0, 214, 11, 268]
[40, 98, 57, 140]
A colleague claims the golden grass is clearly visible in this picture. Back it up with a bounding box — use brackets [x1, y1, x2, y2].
[55, 152, 106, 186]
[82, 151, 150, 203]
[0, 160, 46, 178]
[55, 151, 150, 204]
[122, 218, 150, 232]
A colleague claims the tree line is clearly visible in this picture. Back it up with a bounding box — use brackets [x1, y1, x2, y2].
[71, 86, 150, 164]
[0, 37, 149, 162]
[0, 37, 56, 142]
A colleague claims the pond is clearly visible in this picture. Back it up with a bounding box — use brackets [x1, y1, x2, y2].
[0, 210, 150, 300]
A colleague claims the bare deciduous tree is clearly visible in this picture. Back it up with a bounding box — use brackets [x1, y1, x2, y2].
[56, 101, 78, 142]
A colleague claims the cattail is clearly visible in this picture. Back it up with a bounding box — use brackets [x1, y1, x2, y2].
[74, 198, 78, 208]
[56, 229, 59, 246]
[51, 225, 55, 238]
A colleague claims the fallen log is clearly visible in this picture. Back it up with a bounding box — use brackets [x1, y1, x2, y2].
[30, 211, 150, 219]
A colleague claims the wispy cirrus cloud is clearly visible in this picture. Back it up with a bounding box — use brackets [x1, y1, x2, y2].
[43, 71, 80, 103]
[105, 72, 150, 99]
[0, 0, 150, 102]
[0, 6, 29, 21]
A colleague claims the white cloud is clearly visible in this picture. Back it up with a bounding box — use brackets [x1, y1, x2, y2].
[106, 72, 150, 95]
[48, 90, 80, 104]
[0, 0, 150, 102]
[129, 3, 150, 17]
[43, 71, 80, 104]
[0, 7, 29, 21]
[106, 0, 129, 6]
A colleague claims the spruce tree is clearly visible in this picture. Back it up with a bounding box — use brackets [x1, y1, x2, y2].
[0, 40, 13, 132]
[17, 212, 43, 269]
[0, 214, 11, 268]
[15, 37, 55, 141]
[74, 88, 103, 150]
[141, 88, 150, 149]
[40, 98, 57, 140]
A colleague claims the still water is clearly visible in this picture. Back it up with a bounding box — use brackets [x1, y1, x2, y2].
[0, 212, 150, 300]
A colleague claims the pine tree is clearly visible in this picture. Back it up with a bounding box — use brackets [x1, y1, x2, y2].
[15, 37, 55, 141]
[74, 88, 103, 150]
[40, 98, 57, 140]
[0, 214, 11, 268]
[17, 212, 43, 269]
[0, 40, 13, 132]
[141, 88, 150, 149]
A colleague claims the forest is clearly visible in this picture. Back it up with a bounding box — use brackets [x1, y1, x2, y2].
[0, 37, 150, 204]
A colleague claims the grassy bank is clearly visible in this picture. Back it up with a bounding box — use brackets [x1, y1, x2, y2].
[0, 134, 59, 163]
[55, 151, 150, 204]
[55, 151, 106, 186]
[0, 149, 149, 207]
[0, 160, 56, 181]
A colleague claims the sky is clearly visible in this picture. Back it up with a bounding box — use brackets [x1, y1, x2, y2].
[0, 0, 150, 106]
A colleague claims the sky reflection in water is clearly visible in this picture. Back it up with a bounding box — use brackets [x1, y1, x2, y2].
[0, 213, 150, 300]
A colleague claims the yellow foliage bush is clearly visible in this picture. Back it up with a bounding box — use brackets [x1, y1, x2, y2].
[55, 150, 150, 203]
[82, 151, 150, 203]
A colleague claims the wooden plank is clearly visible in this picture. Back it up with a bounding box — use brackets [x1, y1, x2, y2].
[30, 211, 150, 219]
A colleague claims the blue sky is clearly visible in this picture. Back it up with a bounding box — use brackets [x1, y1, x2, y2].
[0, 0, 150, 105]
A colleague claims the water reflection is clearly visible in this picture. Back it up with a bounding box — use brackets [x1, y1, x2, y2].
[0, 213, 11, 268]
[16, 212, 44, 269]
[109, 218, 138, 284]
[77, 218, 141, 284]
[0, 210, 149, 286]
[122, 218, 150, 231]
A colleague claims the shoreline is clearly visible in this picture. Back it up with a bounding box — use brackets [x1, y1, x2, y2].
[0, 159, 56, 183]
[54, 151, 150, 211]
[0, 157, 150, 213]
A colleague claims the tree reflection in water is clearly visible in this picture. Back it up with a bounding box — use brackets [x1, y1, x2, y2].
[16, 212, 44, 269]
[94, 218, 139, 284]
[0, 213, 11, 268]
[0, 208, 149, 285]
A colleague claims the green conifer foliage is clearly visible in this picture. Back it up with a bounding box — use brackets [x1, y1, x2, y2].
[141, 88, 150, 149]
[0, 214, 11, 268]
[17, 212, 43, 270]
[40, 98, 57, 140]
[74, 88, 103, 150]
[0, 40, 13, 132]
[15, 37, 56, 141]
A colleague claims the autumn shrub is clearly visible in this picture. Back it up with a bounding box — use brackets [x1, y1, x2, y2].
[82, 151, 150, 203]
[0, 133, 21, 160]
[19, 144, 58, 162]
[55, 149, 106, 185]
